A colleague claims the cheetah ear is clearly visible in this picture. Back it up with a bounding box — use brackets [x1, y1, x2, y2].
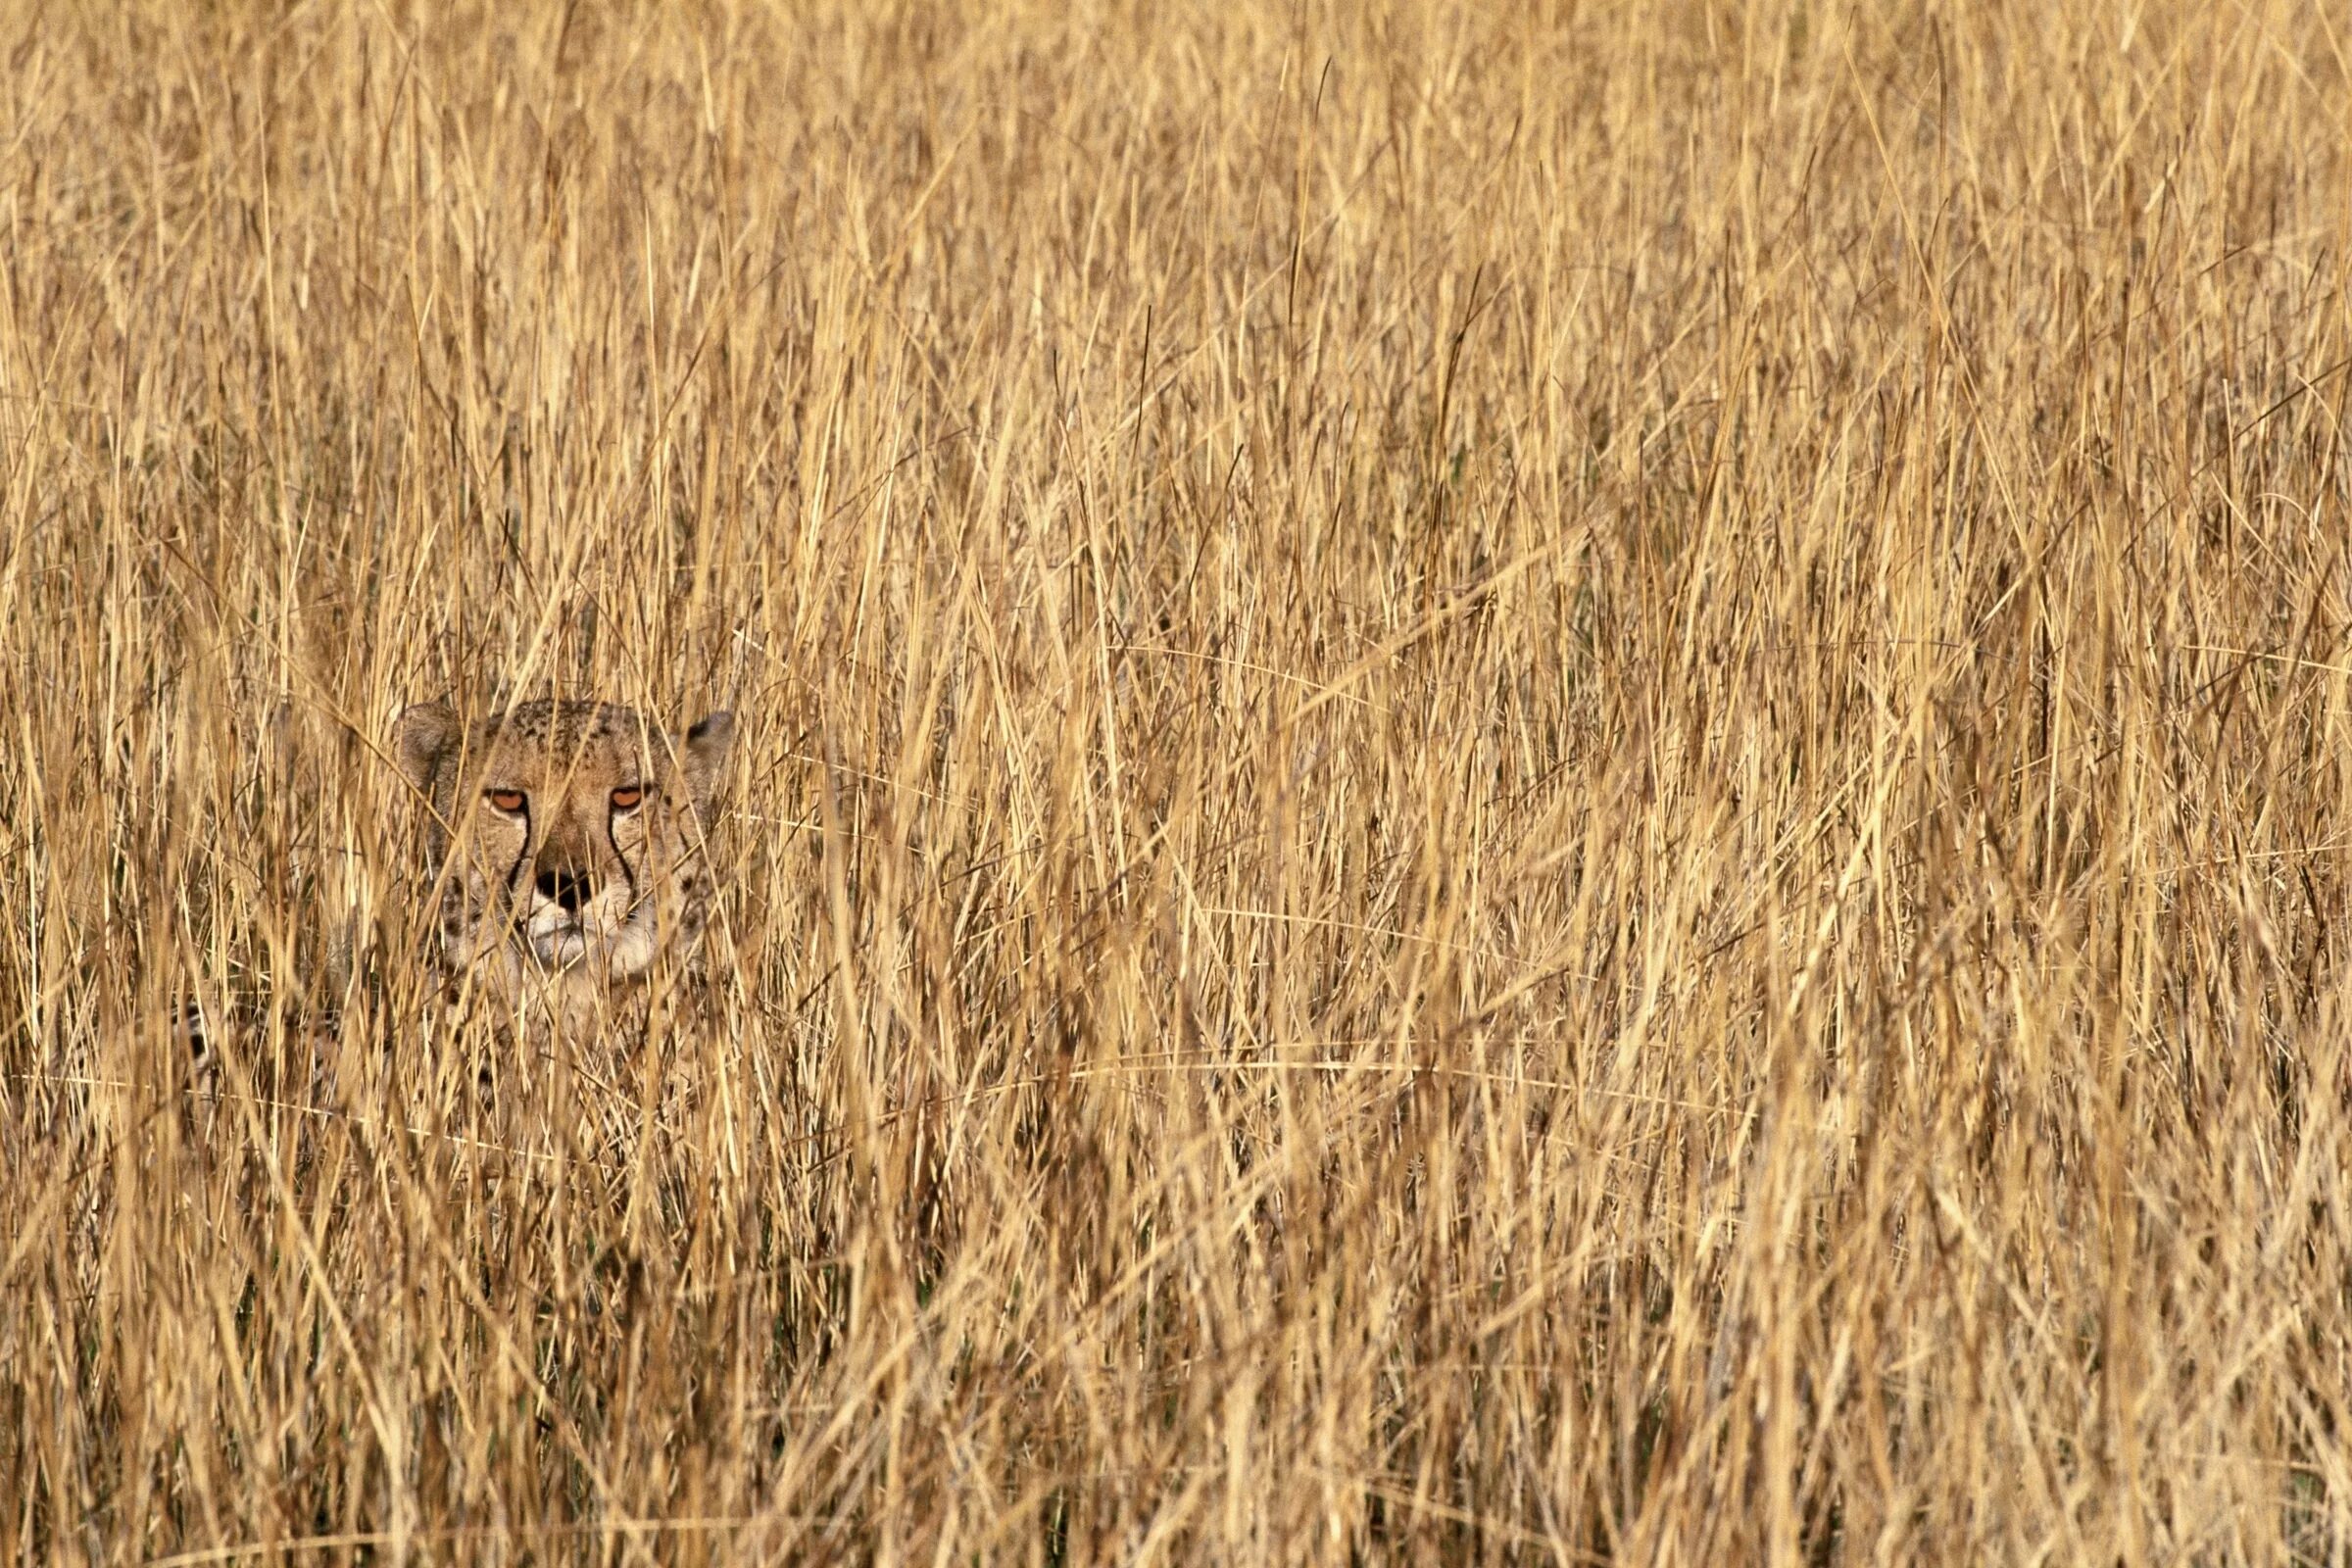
[679, 710, 735, 811]
[393, 702, 462, 791]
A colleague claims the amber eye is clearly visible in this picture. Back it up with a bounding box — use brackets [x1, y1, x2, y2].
[610, 785, 644, 811]
[485, 789, 526, 814]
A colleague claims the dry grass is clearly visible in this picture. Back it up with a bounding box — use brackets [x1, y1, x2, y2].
[5, 0, 2352, 1560]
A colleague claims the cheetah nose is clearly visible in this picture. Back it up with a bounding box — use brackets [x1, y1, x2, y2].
[535, 867, 594, 914]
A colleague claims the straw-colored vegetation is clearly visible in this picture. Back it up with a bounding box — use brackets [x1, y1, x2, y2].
[5, 0, 2351, 1560]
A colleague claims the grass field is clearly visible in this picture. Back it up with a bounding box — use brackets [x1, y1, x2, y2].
[5, 0, 2352, 1561]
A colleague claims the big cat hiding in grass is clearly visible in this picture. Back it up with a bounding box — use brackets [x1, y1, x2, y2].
[3, 1, 2350, 1562]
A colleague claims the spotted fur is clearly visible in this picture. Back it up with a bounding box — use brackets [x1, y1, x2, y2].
[393, 698, 734, 1033]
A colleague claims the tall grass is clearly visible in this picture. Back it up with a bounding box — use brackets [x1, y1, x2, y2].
[4, 0, 2351, 1560]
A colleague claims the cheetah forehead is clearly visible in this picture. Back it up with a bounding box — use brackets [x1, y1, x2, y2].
[479, 701, 661, 763]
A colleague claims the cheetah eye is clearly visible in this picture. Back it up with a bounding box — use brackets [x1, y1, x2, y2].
[611, 785, 644, 811]
[485, 789, 526, 814]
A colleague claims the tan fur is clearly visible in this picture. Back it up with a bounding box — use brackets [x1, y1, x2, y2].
[392, 698, 734, 1037]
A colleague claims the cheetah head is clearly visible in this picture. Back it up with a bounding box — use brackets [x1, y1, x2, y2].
[392, 698, 735, 991]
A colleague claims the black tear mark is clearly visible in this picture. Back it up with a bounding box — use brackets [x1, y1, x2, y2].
[502, 798, 533, 898]
[607, 808, 642, 907]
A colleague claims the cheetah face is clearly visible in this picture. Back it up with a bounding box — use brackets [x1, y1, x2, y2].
[392, 699, 734, 989]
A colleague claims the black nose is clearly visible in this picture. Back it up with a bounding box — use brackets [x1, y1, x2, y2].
[535, 867, 593, 913]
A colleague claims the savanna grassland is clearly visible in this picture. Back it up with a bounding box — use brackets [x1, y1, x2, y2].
[5, 0, 2352, 1561]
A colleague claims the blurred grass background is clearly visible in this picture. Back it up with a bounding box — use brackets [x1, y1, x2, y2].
[4, 0, 2352, 1560]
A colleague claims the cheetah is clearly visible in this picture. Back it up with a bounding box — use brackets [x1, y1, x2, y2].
[177, 696, 735, 1104]
[392, 697, 736, 1038]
